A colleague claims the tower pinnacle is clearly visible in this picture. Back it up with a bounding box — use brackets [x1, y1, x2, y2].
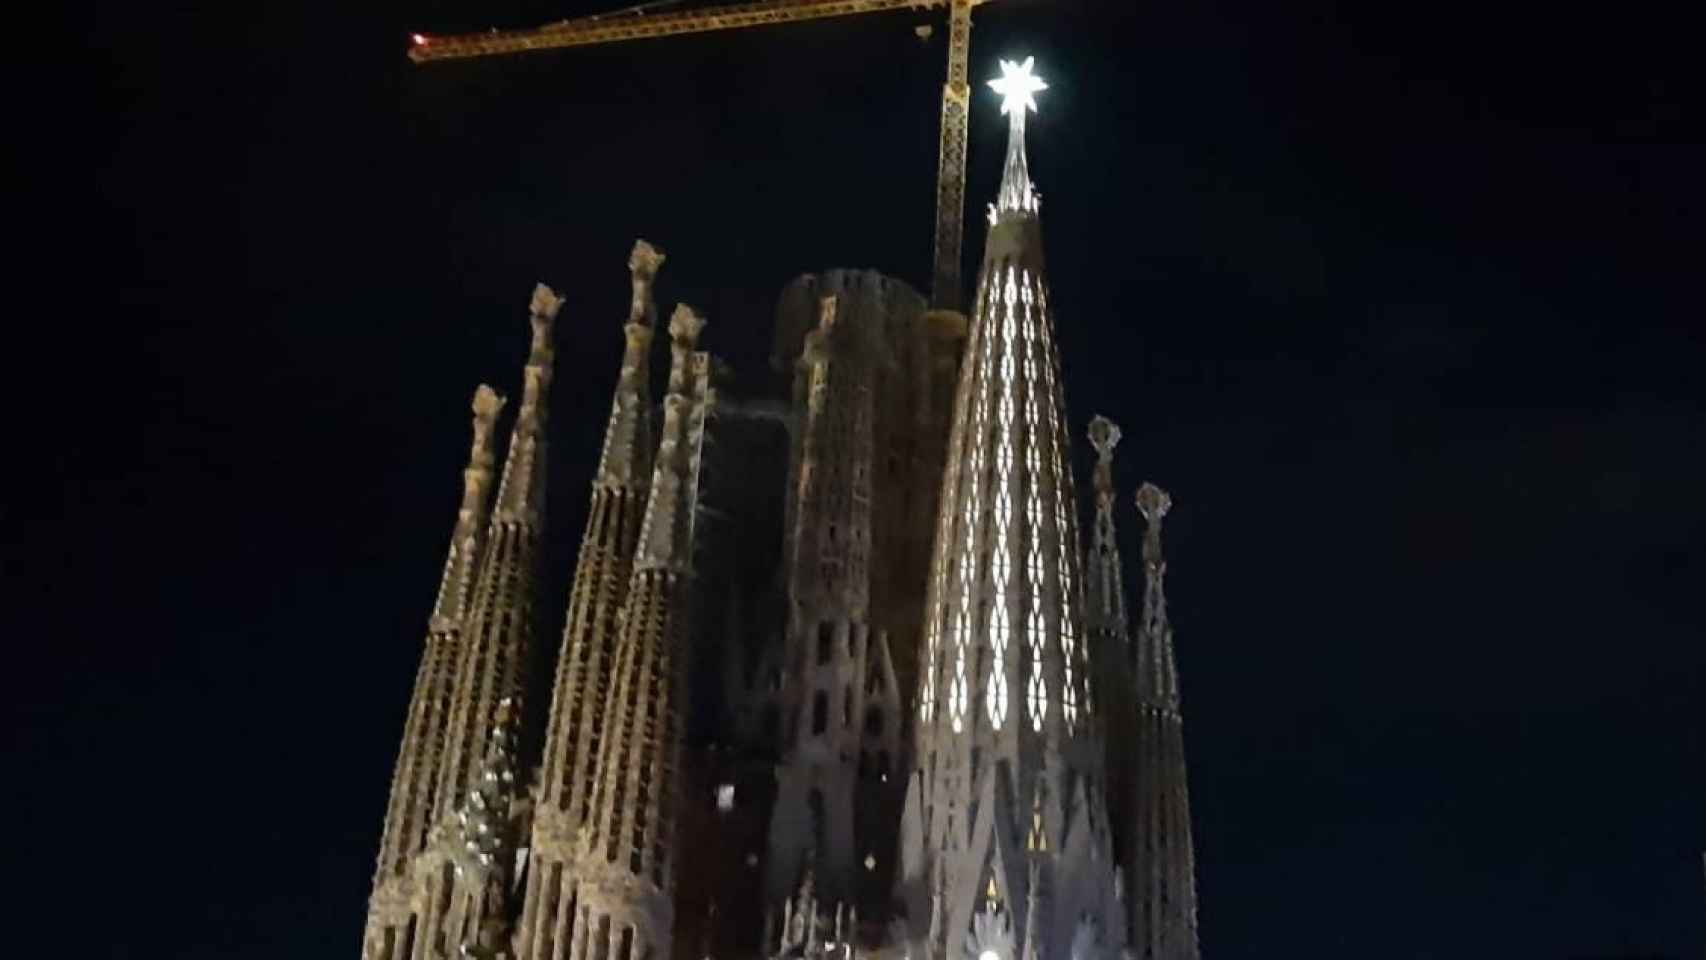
[1126, 481, 1200, 960]
[988, 56, 1045, 219]
[518, 243, 669, 960]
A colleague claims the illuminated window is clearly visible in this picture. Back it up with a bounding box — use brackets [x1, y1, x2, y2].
[715, 783, 735, 812]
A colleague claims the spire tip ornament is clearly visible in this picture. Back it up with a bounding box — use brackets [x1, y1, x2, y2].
[988, 56, 1045, 218]
[987, 56, 1047, 117]
[1135, 482, 1172, 525]
[472, 384, 505, 420]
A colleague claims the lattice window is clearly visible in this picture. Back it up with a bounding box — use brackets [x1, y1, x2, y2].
[987, 271, 1019, 731]
[1029, 279, 1080, 734]
[952, 279, 999, 736]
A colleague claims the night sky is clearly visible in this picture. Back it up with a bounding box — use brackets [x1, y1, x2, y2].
[28, 0, 1704, 956]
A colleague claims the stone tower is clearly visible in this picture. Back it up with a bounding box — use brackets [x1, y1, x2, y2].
[361, 282, 561, 960]
[436, 284, 562, 827]
[1080, 417, 1138, 934]
[761, 291, 891, 951]
[569, 306, 714, 960]
[897, 59, 1123, 960]
[1126, 484, 1201, 960]
[363, 383, 505, 960]
[518, 241, 666, 960]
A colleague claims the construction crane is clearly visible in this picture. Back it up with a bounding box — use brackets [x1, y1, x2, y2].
[409, 0, 995, 314]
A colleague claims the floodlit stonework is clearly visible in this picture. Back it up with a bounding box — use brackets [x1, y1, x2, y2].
[363, 61, 1203, 960]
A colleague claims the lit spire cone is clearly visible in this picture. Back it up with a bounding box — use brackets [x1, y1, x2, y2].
[899, 57, 1124, 960]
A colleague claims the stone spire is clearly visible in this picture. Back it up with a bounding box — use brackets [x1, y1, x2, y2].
[1127, 483, 1199, 960]
[518, 242, 664, 960]
[363, 385, 505, 960]
[1083, 417, 1128, 649]
[1083, 415, 1140, 919]
[569, 305, 713, 960]
[764, 294, 879, 928]
[1132, 485, 1181, 714]
[899, 58, 1122, 960]
[437, 283, 561, 824]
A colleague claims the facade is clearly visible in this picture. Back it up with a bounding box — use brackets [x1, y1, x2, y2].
[361, 61, 1202, 960]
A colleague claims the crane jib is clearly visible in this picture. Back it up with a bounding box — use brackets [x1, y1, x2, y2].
[408, 0, 992, 311]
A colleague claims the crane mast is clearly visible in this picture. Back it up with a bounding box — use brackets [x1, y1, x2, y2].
[409, 0, 996, 312]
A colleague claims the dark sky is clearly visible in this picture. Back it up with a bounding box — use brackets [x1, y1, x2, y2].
[25, 0, 1703, 956]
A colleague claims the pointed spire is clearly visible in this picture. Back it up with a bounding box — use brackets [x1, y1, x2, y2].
[988, 56, 1046, 220]
[493, 283, 561, 522]
[596, 240, 664, 489]
[568, 307, 713, 960]
[1134, 482, 1180, 713]
[905, 56, 1122, 960]
[367, 382, 508, 952]
[1127, 482, 1200, 960]
[435, 283, 560, 826]
[1084, 416, 1128, 642]
[633, 304, 706, 573]
[431, 385, 507, 630]
[518, 245, 671, 960]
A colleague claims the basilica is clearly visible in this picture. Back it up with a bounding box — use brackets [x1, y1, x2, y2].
[361, 58, 1201, 960]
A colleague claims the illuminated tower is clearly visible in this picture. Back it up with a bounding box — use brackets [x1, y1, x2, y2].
[898, 58, 1123, 960]
[363, 384, 505, 960]
[1126, 483, 1200, 960]
[569, 306, 714, 960]
[518, 241, 665, 960]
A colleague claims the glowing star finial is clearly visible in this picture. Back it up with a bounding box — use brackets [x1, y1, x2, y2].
[988, 56, 1047, 117]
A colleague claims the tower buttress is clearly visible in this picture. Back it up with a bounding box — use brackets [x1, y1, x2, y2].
[1127, 483, 1200, 960]
[518, 241, 664, 960]
[363, 384, 505, 960]
[570, 306, 713, 960]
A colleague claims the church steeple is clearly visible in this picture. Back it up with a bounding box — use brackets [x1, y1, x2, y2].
[899, 58, 1123, 960]
[362, 385, 504, 960]
[570, 305, 714, 960]
[1127, 482, 1200, 960]
[518, 242, 665, 960]
[437, 283, 561, 824]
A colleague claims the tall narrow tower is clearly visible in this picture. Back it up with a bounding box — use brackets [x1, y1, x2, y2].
[1080, 416, 1141, 925]
[363, 384, 505, 960]
[570, 306, 713, 960]
[519, 241, 665, 960]
[899, 58, 1122, 960]
[763, 292, 889, 946]
[392, 284, 560, 960]
[437, 283, 562, 824]
[1127, 483, 1200, 960]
